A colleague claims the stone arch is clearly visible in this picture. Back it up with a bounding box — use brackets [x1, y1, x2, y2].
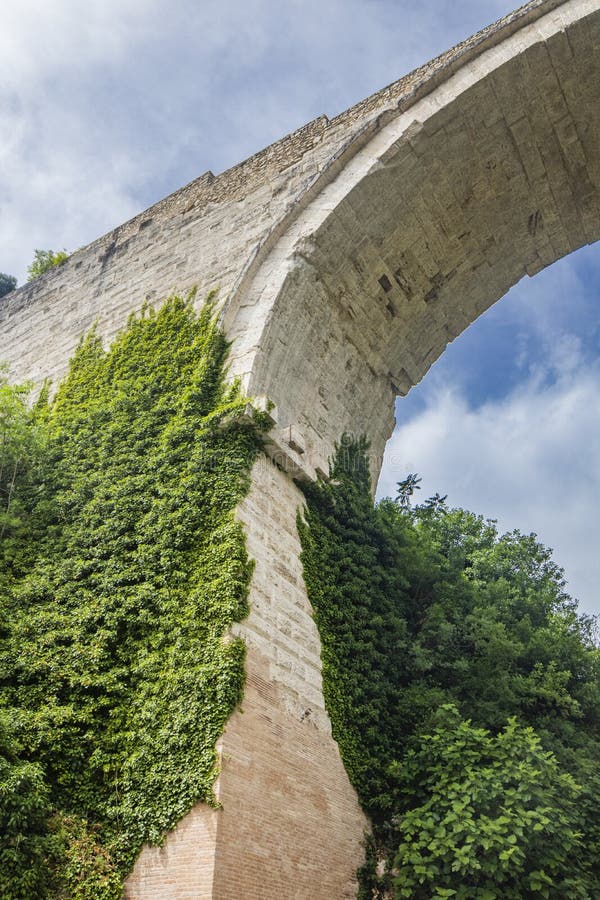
[225, 0, 600, 477]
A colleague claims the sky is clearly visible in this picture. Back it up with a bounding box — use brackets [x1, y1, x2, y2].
[1, 0, 598, 616]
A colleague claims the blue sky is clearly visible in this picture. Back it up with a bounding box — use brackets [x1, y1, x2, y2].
[1, 0, 598, 616]
[378, 245, 600, 619]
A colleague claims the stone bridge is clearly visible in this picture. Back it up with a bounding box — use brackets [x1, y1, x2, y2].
[1, 0, 599, 895]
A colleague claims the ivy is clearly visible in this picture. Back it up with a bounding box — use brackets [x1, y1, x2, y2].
[0, 293, 262, 897]
[297, 437, 416, 821]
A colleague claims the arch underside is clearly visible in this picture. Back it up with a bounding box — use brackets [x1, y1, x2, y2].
[232, 0, 600, 477]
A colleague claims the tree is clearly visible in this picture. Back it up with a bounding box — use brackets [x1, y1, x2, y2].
[0, 371, 48, 603]
[0, 274, 17, 298]
[298, 446, 600, 895]
[395, 473, 421, 506]
[26, 250, 68, 281]
[392, 705, 591, 899]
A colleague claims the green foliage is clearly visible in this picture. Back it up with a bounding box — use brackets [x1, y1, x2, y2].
[298, 437, 600, 897]
[0, 372, 46, 592]
[0, 293, 262, 897]
[393, 706, 587, 899]
[26, 249, 69, 280]
[298, 436, 414, 818]
[0, 273, 17, 298]
[395, 473, 421, 507]
[0, 711, 59, 899]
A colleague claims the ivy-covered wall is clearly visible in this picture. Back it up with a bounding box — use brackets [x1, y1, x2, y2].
[0, 294, 264, 899]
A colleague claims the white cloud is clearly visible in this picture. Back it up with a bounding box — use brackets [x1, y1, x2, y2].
[0, 0, 160, 86]
[0, 1, 163, 281]
[0, 0, 515, 282]
[379, 359, 600, 618]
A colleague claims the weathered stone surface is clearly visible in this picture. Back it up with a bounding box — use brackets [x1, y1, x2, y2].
[227, 0, 600, 481]
[2, 0, 599, 895]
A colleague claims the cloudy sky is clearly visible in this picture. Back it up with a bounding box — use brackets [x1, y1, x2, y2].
[1, 0, 598, 616]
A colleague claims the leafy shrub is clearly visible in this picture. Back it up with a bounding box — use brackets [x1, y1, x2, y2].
[393, 706, 588, 899]
[0, 711, 58, 899]
[26, 249, 69, 280]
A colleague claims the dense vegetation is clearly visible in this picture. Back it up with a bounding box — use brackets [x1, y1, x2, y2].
[3, 294, 599, 896]
[0, 294, 264, 898]
[298, 437, 600, 898]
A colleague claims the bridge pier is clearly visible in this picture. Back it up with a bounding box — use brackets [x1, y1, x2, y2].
[125, 455, 367, 899]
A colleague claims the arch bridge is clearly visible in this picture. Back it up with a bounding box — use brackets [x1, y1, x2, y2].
[1, 1, 598, 895]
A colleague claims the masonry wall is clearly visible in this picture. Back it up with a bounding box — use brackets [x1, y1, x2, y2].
[126, 458, 367, 899]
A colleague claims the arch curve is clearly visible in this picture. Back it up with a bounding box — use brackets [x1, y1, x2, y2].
[226, 0, 600, 478]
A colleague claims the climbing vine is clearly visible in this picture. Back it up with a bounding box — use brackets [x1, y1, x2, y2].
[0, 293, 263, 898]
